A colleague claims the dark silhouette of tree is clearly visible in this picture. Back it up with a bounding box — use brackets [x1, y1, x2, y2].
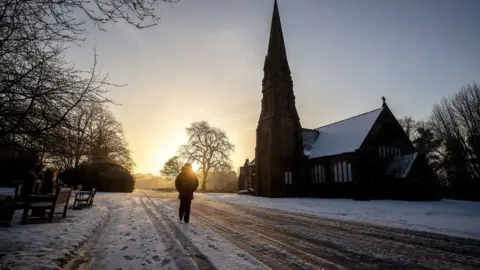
[178, 121, 235, 192]
[398, 116, 418, 142]
[160, 156, 183, 180]
[429, 82, 480, 200]
[1, 0, 178, 183]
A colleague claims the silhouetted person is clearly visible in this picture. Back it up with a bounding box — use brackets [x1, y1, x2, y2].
[175, 163, 199, 224]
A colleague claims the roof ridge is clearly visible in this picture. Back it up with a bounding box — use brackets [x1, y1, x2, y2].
[314, 107, 383, 130]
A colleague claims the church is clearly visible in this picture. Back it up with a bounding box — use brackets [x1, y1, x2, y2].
[237, 0, 439, 200]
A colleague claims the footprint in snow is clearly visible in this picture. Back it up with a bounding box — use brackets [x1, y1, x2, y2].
[161, 258, 171, 266]
[124, 232, 131, 236]
[124, 255, 133, 261]
[130, 238, 136, 242]
[121, 246, 128, 251]
[208, 244, 219, 251]
[206, 235, 216, 242]
[152, 255, 160, 262]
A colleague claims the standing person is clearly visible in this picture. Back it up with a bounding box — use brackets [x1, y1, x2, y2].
[175, 163, 199, 224]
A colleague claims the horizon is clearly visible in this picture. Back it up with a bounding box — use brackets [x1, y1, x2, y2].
[66, 0, 480, 174]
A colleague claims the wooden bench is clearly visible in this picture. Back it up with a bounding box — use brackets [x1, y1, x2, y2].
[73, 188, 96, 210]
[0, 195, 16, 227]
[21, 187, 72, 224]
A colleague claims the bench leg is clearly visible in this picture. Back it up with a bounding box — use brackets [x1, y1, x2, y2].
[21, 208, 29, 224]
[48, 209, 54, 223]
[63, 204, 68, 218]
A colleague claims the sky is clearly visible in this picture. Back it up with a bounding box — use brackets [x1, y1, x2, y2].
[67, 0, 480, 174]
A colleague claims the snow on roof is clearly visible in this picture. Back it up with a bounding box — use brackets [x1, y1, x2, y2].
[249, 159, 256, 166]
[302, 129, 320, 156]
[386, 152, 418, 178]
[307, 107, 384, 159]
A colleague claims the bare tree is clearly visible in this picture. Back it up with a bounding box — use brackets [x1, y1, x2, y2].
[160, 156, 183, 180]
[1, 0, 178, 183]
[87, 107, 134, 171]
[398, 116, 418, 142]
[429, 83, 480, 199]
[178, 121, 235, 192]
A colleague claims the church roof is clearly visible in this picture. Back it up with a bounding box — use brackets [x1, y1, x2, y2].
[306, 107, 384, 159]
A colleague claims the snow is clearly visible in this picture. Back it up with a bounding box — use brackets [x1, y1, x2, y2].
[146, 196, 269, 270]
[88, 194, 177, 270]
[301, 128, 320, 156]
[201, 193, 480, 240]
[308, 107, 383, 159]
[0, 190, 108, 270]
[386, 152, 418, 177]
[1, 189, 269, 269]
[0, 187, 15, 195]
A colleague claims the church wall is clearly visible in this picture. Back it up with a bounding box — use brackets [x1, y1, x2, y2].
[306, 153, 357, 198]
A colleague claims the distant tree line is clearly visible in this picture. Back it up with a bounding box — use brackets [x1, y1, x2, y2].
[399, 82, 480, 201]
[0, 0, 179, 192]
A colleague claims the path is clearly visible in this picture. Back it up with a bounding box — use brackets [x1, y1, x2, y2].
[146, 191, 480, 270]
[67, 193, 214, 270]
[68, 192, 480, 270]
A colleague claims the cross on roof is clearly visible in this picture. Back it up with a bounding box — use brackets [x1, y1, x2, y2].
[382, 96, 387, 107]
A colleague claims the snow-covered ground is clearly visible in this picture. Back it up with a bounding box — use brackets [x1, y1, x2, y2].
[0, 188, 108, 270]
[145, 195, 268, 270]
[201, 193, 480, 240]
[86, 194, 177, 270]
[2, 187, 479, 269]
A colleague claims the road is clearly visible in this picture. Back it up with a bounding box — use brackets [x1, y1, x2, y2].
[144, 191, 480, 270]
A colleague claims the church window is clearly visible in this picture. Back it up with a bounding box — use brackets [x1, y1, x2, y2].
[333, 161, 353, 182]
[347, 163, 353, 182]
[333, 164, 338, 182]
[382, 146, 386, 157]
[315, 164, 325, 183]
[284, 172, 292, 185]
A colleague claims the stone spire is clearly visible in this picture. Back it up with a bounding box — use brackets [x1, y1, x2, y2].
[263, 0, 291, 86]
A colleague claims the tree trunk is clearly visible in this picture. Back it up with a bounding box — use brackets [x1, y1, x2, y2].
[201, 173, 207, 192]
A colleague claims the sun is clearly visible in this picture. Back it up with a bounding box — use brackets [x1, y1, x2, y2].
[192, 163, 201, 172]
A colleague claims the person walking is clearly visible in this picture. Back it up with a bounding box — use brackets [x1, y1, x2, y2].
[175, 163, 199, 224]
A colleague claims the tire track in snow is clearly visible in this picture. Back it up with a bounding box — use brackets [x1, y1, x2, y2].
[146, 192, 480, 270]
[140, 193, 216, 270]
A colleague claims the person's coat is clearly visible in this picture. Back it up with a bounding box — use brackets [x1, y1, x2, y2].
[175, 170, 199, 200]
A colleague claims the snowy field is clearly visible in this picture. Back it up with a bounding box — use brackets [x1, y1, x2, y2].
[201, 193, 480, 240]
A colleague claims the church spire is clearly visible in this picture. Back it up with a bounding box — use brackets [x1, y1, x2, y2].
[263, 0, 291, 82]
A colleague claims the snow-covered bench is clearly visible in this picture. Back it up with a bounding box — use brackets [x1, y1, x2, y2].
[73, 188, 96, 210]
[21, 187, 72, 224]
